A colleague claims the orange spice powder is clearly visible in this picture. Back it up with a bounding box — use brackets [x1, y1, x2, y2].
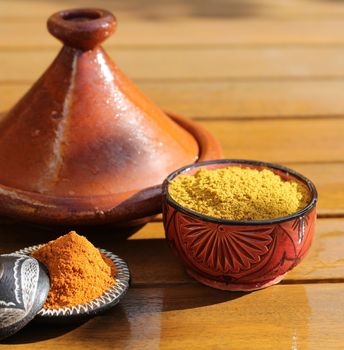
[32, 231, 116, 309]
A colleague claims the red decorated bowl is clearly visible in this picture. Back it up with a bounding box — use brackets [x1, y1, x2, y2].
[162, 159, 317, 291]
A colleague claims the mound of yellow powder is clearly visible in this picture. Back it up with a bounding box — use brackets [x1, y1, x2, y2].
[168, 166, 310, 221]
[32, 231, 115, 309]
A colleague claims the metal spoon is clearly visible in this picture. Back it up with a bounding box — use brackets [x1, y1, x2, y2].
[0, 254, 50, 340]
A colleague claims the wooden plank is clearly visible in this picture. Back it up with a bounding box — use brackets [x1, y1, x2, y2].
[0, 0, 344, 20]
[289, 163, 344, 217]
[2, 80, 344, 119]
[200, 118, 344, 163]
[4, 284, 344, 349]
[1, 219, 344, 285]
[3, 19, 344, 48]
[3, 0, 344, 21]
[2, 47, 344, 81]
[143, 80, 344, 119]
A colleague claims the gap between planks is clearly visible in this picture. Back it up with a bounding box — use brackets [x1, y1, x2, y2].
[5, 77, 344, 83]
[5, 43, 344, 50]
[190, 115, 344, 122]
[132, 278, 344, 289]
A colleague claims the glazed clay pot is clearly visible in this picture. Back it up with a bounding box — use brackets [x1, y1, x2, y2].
[163, 160, 317, 291]
[0, 8, 222, 226]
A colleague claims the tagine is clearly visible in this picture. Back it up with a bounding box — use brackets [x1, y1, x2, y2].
[0, 8, 222, 227]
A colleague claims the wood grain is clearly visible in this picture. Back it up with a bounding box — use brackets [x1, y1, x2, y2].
[289, 163, 344, 217]
[142, 80, 344, 119]
[3, 0, 344, 21]
[2, 47, 344, 81]
[3, 18, 344, 48]
[3, 284, 344, 349]
[3, 80, 344, 119]
[201, 118, 344, 163]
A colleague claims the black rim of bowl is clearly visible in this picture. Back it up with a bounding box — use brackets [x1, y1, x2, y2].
[14, 245, 130, 319]
[163, 159, 318, 226]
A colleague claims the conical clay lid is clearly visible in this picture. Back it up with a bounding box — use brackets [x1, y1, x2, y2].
[0, 8, 223, 226]
[0, 8, 198, 199]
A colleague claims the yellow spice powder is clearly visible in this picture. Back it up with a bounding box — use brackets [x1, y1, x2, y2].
[168, 166, 310, 221]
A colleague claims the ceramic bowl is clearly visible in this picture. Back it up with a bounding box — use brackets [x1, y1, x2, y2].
[14, 245, 130, 322]
[162, 159, 317, 291]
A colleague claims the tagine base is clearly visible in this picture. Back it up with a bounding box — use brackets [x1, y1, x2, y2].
[186, 269, 287, 292]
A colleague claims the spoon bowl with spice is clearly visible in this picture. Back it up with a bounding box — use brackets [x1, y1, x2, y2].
[162, 159, 317, 291]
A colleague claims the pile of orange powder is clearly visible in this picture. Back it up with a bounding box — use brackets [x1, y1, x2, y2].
[32, 231, 115, 309]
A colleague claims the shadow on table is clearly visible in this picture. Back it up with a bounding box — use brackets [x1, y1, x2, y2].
[120, 282, 249, 315]
[1, 304, 130, 345]
[1, 321, 83, 344]
[162, 285, 248, 312]
[0, 217, 145, 255]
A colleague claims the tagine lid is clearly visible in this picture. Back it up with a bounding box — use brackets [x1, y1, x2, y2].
[0, 8, 222, 225]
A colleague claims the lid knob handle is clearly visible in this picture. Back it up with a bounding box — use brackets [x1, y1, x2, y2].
[47, 8, 116, 50]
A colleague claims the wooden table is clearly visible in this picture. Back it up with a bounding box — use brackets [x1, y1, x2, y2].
[1, 1, 344, 349]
